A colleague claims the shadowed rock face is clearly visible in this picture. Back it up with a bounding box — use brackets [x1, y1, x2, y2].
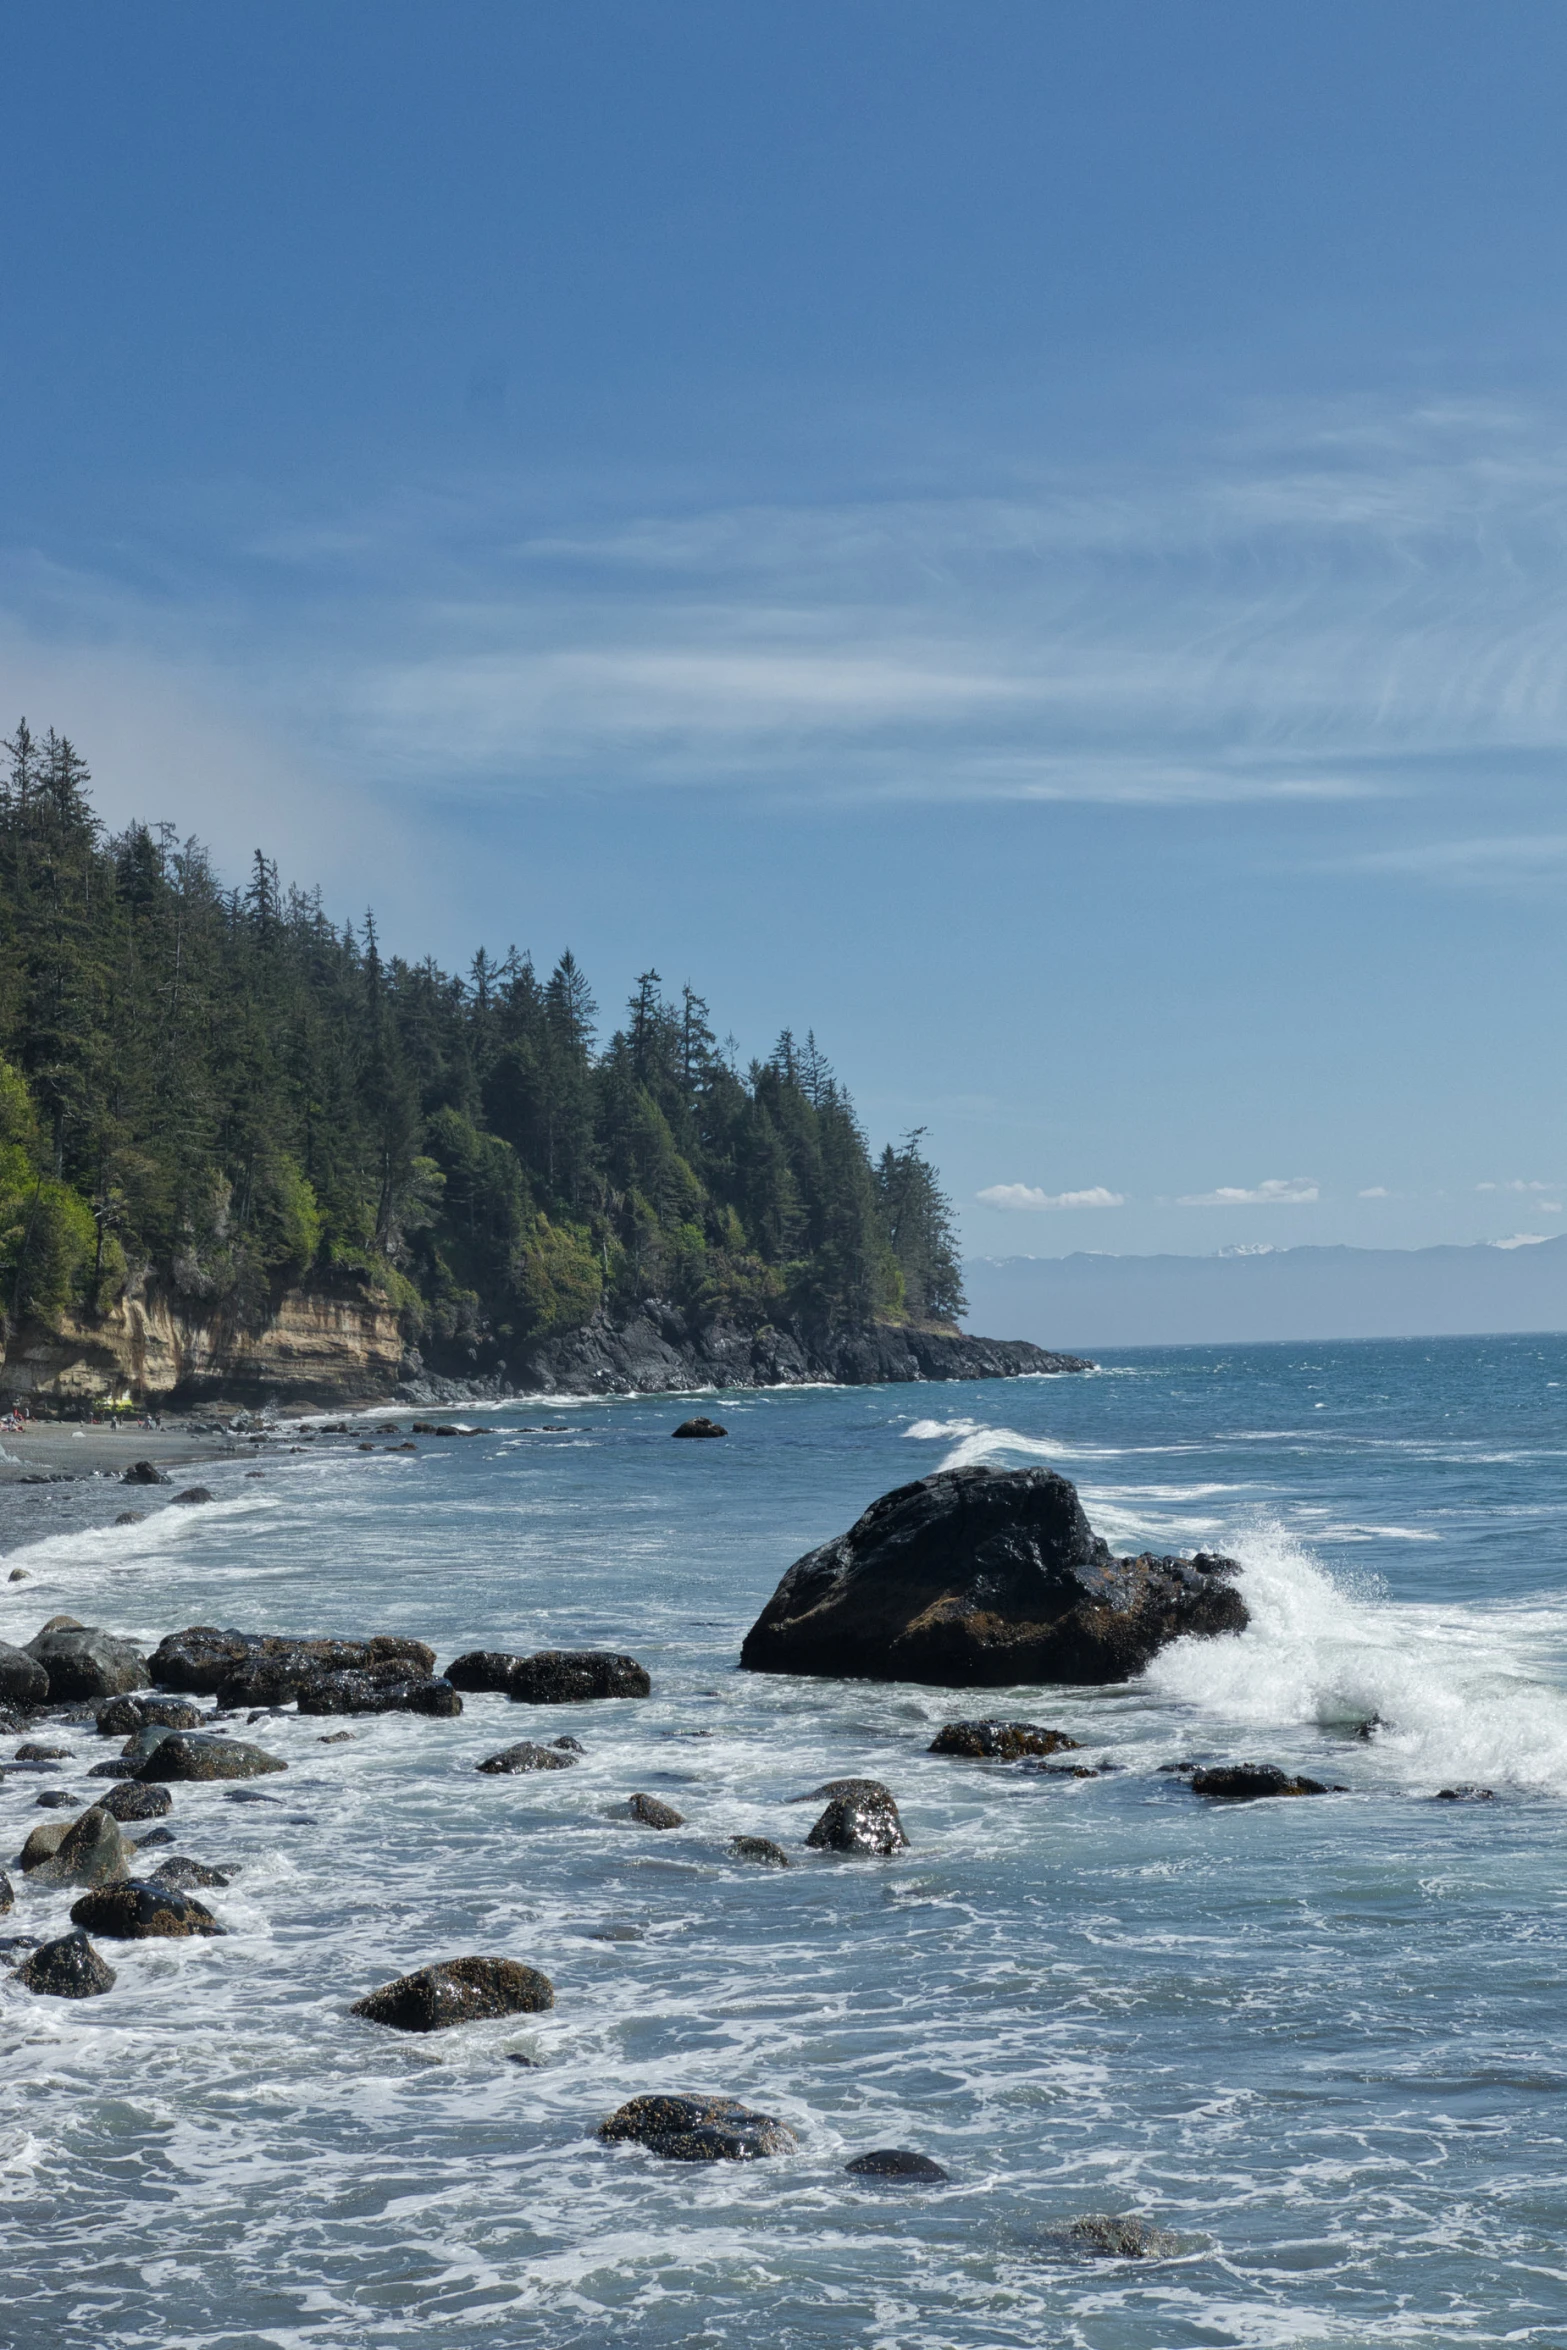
[740, 1466, 1247, 1688]
[350, 1955, 554, 2032]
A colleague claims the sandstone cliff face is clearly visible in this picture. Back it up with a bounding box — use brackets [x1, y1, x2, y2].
[0, 1278, 403, 1409]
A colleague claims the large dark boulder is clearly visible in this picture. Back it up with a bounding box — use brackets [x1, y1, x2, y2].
[476, 1741, 577, 1774]
[148, 1626, 434, 1699]
[0, 1642, 49, 1707]
[740, 1466, 1247, 1687]
[14, 1929, 116, 1997]
[929, 1720, 1082, 1760]
[805, 1782, 909, 1856]
[672, 1417, 726, 1439]
[599, 2094, 797, 2162]
[23, 1626, 150, 1702]
[627, 1792, 683, 1828]
[137, 1733, 286, 1783]
[1189, 1765, 1329, 1800]
[122, 1460, 171, 1486]
[69, 1881, 223, 1939]
[507, 1651, 651, 1704]
[444, 1650, 524, 1693]
[96, 1694, 203, 1737]
[97, 1781, 174, 1823]
[295, 1670, 461, 1717]
[351, 1955, 554, 2032]
[22, 1807, 131, 1886]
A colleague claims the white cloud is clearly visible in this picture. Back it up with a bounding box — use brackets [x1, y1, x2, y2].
[1358, 1186, 1390, 1198]
[1178, 1178, 1319, 1207]
[1491, 1232, 1557, 1249]
[1478, 1178, 1558, 1193]
[976, 1183, 1126, 1212]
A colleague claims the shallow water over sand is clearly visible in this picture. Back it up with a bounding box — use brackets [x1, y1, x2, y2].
[2, 1336, 1566, 2348]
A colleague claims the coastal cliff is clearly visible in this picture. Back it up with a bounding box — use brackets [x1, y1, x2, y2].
[0, 1282, 1087, 1410]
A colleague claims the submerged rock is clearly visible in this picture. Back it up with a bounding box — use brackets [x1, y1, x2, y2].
[170, 1487, 214, 1507]
[22, 1626, 149, 1702]
[1068, 2214, 1184, 2260]
[351, 1955, 554, 2032]
[740, 1465, 1246, 1687]
[137, 1734, 286, 1782]
[626, 1792, 683, 1828]
[69, 1880, 224, 1939]
[97, 1781, 174, 1823]
[1189, 1766, 1329, 1800]
[845, 2148, 949, 2180]
[476, 1741, 578, 1774]
[0, 1642, 49, 1708]
[508, 1651, 651, 1704]
[728, 1836, 791, 1867]
[672, 1417, 727, 1439]
[598, 2094, 796, 2162]
[1436, 1784, 1495, 1801]
[929, 1720, 1082, 1760]
[113, 1511, 145, 1526]
[13, 1929, 116, 1998]
[805, 1782, 909, 1856]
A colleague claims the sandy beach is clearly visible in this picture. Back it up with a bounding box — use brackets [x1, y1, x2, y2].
[0, 1419, 266, 1485]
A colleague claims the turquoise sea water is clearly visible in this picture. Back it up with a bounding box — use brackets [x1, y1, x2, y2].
[2, 1335, 1566, 2349]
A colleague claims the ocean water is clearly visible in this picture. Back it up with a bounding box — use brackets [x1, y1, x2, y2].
[2, 1334, 1566, 2350]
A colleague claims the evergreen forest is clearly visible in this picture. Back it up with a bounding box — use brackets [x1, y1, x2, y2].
[0, 723, 965, 1371]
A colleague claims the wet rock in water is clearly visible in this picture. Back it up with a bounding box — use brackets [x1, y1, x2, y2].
[216, 1634, 439, 1708]
[672, 1417, 727, 1439]
[23, 1626, 150, 1702]
[351, 1955, 554, 2033]
[16, 1743, 73, 1763]
[1189, 1766, 1329, 1800]
[145, 1626, 249, 1692]
[845, 2148, 949, 2181]
[13, 1928, 116, 1998]
[87, 1758, 138, 1779]
[319, 1731, 354, 1744]
[929, 1720, 1082, 1761]
[741, 1465, 1247, 1688]
[507, 1651, 651, 1704]
[34, 1789, 75, 1808]
[0, 1642, 50, 1708]
[805, 1783, 909, 1856]
[627, 1792, 683, 1829]
[599, 2094, 797, 2162]
[296, 1668, 461, 1717]
[97, 1781, 174, 1823]
[7, 1567, 29, 1582]
[552, 1736, 585, 1754]
[151, 1857, 232, 1889]
[137, 1733, 286, 1782]
[170, 1487, 214, 1507]
[131, 1825, 176, 1849]
[1068, 2214, 1183, 2260]
[0, 1870, 11, 1914]
[24, 1806, 131, 1886]
[122, 1460, 171, 1486]
[444, 1649, 526, 1694]
[728, 1836, 791, 1867]
[1436, 1784, 1495, 1801]
[96, 1694, 203, 1737]
[476, 1742, 578, 1774]
[114, 1511, 145, 1526]
[70, 1880, 223, 1939]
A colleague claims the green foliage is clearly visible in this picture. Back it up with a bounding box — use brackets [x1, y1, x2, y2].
[0, 722, 968, 1362]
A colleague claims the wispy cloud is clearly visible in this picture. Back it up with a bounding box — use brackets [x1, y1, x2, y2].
[1178, 1177, 1319, 1207]
[976, 1183, 1126, 1212]
[1358, 1185, 1390, 1198]
[1478, 1178, 1559, 1192]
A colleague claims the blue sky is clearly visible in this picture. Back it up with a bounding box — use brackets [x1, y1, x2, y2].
[5, 4, 1567, 1259]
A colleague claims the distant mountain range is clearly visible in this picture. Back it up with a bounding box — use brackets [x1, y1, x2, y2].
[962, 1236, 1567, 1349]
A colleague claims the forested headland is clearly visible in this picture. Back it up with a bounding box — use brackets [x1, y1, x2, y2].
[0, 722, 967, 1386]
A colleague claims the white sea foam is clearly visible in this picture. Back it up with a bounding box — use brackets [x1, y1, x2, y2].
[1151, 1515, 1567, 1793]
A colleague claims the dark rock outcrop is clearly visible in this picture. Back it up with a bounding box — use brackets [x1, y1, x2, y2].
[846, 2149, 949, 2180]
[445, 1650, 525, 1693]
[1189, 1766, 1328, 1800]
[929, 1720, 1082, 1760]
[151, 1857, 232, 1889]
[728, 1836, 790, 1867]
[805, 1782, 909, 1856]
[96, 1694, 203, 1737]
[741, 1466, 1247, 1687]
[15, 1742, 72, 1762]
[147, 1626, 434, 1699]
[1068, 2215, 1184, 2260]
[14, 1928, 116, 1997]
[23, 1626, 150, 1702]
[1436, 1783, 1495, 1801]
[294, 1670, 461, 1718]
[137, 1734, 286, 1782]
[98, 1782, 174, 1823]
[672, 1417, 727, 1439]
[627, 1793, 683, 1829]
[123, 1460, 171, 1485]
[69, 1880, 223, 1939]
[0, 1642, 49, 1708]
[476, 1741, 577, 1774]
[171, 1486, 214, 1506]
[496, 1301, 1092, 1398]
[598, 2093, 797, 2162]
[507, 1651, 651, 1704]
[351, 1955, 554, 2032]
